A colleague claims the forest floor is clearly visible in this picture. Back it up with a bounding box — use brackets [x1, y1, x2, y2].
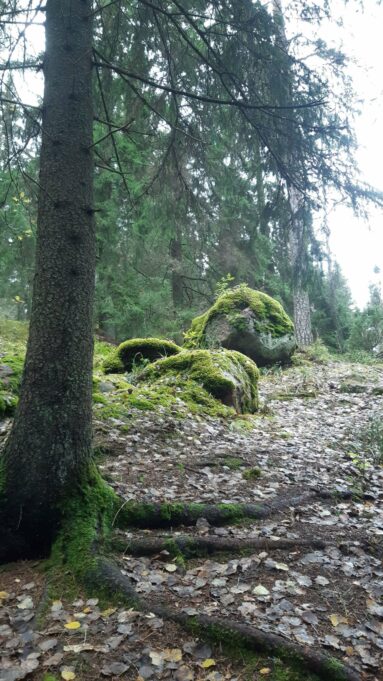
[1, 354, 383, 681]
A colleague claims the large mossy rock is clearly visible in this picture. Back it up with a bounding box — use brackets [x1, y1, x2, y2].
[140, 348, 259, 413]
[103, 337, 182, 374]
[184, 285, 295, 366]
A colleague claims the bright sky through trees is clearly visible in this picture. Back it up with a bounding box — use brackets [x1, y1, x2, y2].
[325, 3, 383, 307]
[8, 0, 383, 309]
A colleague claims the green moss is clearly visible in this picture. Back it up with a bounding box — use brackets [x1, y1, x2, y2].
[103, 337, 181, 374]
[42, 674, 59, 681]
[49, 465, 117, 582]
[140, 348, 259, 413]
[242, 467, 262, 480]
[223, 457, 243, 470]
[0, 390, 18, 415]
[102, 351, 125, 373]
[0, 320, 28, 348]
[184, 284, 294, 349]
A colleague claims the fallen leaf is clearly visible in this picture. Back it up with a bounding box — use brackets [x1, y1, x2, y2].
[17, 596, 33, 610]
[329, 614, 348, 627]
[101, 662, 129, 676]
[101, 607, 117, 617]
[149, 651, 164, 666]
[163, 648, 183, 662]
[253, 585, 270, 597]
[64, 621, 81, 630]
[201, 659, 216, 669]
[260, 669, 271, 675]
[61, 672, 76, 680]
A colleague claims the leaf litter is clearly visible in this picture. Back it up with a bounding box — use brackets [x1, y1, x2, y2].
[1, 358, 383, 680]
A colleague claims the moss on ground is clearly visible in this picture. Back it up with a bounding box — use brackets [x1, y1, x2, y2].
[103, 337, 181, 374]
[242, 467, 262, 480]
[184, 284, 294, 349]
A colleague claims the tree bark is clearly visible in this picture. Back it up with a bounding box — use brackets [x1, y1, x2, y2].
[288, 186, 313, 347]
[1, 0, 95, 559]
[170, 227, 184, 308]
[272, 0, 313, 347]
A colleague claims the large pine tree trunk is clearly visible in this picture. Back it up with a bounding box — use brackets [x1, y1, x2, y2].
[0, 0, 95, 560]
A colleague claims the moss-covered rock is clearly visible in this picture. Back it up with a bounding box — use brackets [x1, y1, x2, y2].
[103, 337, 182, 374]
[184, 285, 295, 366]
[140, 348, 259, 413]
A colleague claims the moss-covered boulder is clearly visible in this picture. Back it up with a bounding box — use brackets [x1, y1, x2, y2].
[140, 348, 259, 413]
[184, 285, 295, 366]
[103, 337, 182, 374]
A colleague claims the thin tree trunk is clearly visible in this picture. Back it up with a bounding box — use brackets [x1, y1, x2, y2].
[288, 186, 313, 347]
[1, 0, 95, 558]
[170, 226, 184, 308]
[272, 0, 313, 347]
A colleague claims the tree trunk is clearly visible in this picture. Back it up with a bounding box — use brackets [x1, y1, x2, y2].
[288, 185, 313, 347]
[0, 0, 95, 560]
[170, 227, 184, 309]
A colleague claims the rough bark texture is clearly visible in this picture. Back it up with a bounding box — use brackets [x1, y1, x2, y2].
[289, 185, 313, 347]
[272, 0, 313, 348]
[0, 0, 95, 559]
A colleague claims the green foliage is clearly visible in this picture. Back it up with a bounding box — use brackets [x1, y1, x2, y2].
[348, 284, 383, 355]
[292, 340, 330, 366]
[357, 416, 383, 464]
[184, 285, 294, 349]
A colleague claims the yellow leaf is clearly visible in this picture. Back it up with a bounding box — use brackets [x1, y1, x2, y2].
[64, 621, 81, 630]
[83, 607, 92, 614]
[52, 600, 62, 606]
[0, 591, 9, 599]
[101, 607, 117, 617]
[61, 673, 76, 681]
[329, 614, 348, 627]
[260, 669, 271, 675]
[163, 648, 182, 662]
[201, 659, 216, 669]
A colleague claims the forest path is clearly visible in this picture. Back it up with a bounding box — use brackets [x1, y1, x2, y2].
[100, 358, 383, 680]
[1, 358, 383, 681]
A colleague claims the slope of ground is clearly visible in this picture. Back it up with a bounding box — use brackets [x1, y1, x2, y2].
[1, 347, 382, 681]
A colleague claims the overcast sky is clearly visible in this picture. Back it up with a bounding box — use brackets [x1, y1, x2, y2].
[322, 3, 383, 308]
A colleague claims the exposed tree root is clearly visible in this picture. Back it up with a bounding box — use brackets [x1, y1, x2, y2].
[114, 491, 315, 528]
[119, 534, 328, 557]
[113, 487, 359, 530]
[86, 558, 361, 681]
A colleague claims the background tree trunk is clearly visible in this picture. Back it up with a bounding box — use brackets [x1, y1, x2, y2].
[288, 186, 313, 347]
[1, 0, 95, 559]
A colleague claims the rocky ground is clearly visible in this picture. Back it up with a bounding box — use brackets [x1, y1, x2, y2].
[1, 357, 383, 681]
